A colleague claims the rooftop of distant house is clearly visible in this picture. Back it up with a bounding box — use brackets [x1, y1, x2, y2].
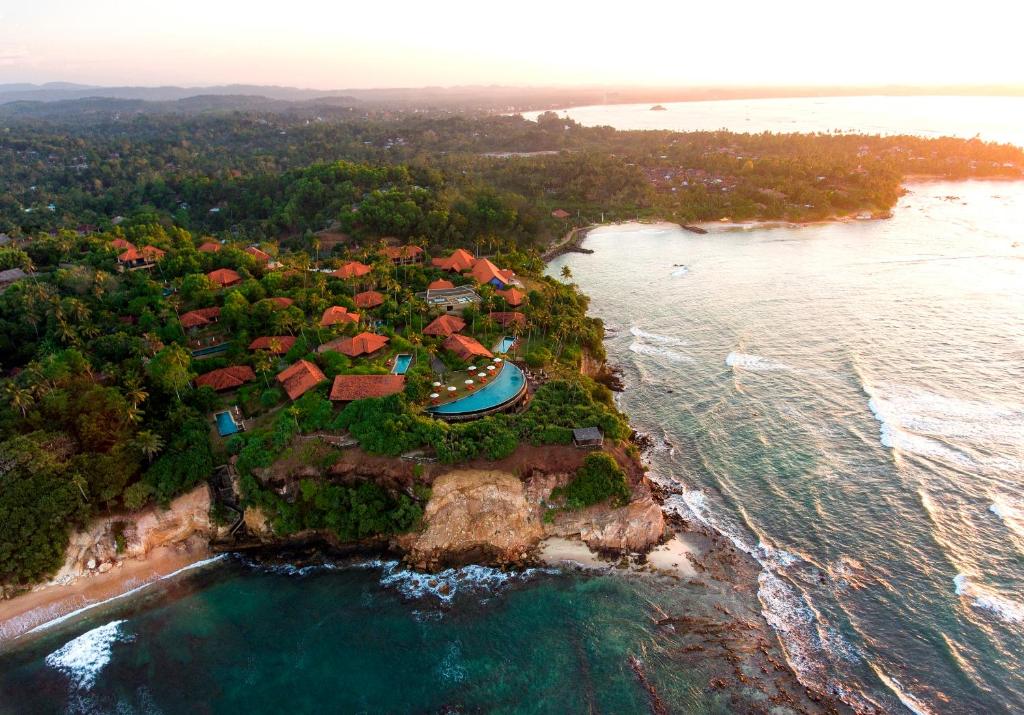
[423, 314, 466, 337]
[277, 359, 326, 401]
[317, 332, 389, 358]
[249, 335, 296, 354]
[444, 333, 493, 361]
[194, 365, 255, 392]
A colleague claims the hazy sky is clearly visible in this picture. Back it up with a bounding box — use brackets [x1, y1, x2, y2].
[1, 0, 1021, 88]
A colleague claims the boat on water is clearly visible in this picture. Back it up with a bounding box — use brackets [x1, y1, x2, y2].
[650, 104, 667, 111]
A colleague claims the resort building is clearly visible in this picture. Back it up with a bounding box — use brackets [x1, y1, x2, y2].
[110, 238, 136, 251]
[264, 297, 294, 309]
[415, 285, 481, 314]
[468, 258, 516, 289]
[551, 208, 571, 219]
[423, 314, 466, 338]
[380, 244, 424, 265]
[443, 334, 493, 361]
[354, 290, 385, 309]
[572, 427, 604, 449]
[431, 248, 475, 273]
[320, 306, 360, 327]
[248, 335, 296, 354]
[330, 261, 372, 280]
[427, 279, 455, 291]
[194, 365, 256, 392]
[245, 246, 273, 263]
[488, 311, 527, 330]
[179, 306, 221, 331]
[197, 241, 221, 253]
[317, 332, 389, 358]
[207, 268, 242, 288]
[497, 288, 525, 307]
[117, 245, 165, 271]
[329, 374, 405, 402]
[277, 359, 327, 401]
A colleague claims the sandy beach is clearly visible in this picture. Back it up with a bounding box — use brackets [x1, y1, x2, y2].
[0, 538, 213, 645]
[539, 532, 702, 579]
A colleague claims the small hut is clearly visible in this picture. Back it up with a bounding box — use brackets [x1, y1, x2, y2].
[572, 427, 604, 449]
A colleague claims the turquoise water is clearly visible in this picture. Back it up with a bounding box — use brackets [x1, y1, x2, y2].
[547, 180, 1024, 713]
[494, 336, 516, 354]
[392, 353, 413, 374]
[214, 410, 241, 436]
[0, 558, 735, 714]
[428, 361, 525, 416]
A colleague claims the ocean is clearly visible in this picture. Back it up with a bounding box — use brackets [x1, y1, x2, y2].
[545, 179, 1024, 713]
[523, 95, 1024, 147]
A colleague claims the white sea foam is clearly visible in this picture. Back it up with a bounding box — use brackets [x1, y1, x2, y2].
[865, 383, 1024, 468]
[628, 326, 689, 348]
[628, 341, 694, 363]
[365, 560, 556, 604]
[725, 352, 790, 371]
[868, 662, 937, 715]
[670, 265, 689, 277]
[26, 554, 227, 637]
[954, 574, 1024, 624]
[45, 620, 132, 690]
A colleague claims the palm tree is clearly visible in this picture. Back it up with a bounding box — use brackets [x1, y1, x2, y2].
[123, 375, 149, 408]
[560, 265, 573, 281]
[70, 473, 89, 502]
[253, 351, 276, 388]
[133, 430, 164, 463]
[4, 383, 33, 417]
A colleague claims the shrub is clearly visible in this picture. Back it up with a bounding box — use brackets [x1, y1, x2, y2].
[552, 452, 630, 510]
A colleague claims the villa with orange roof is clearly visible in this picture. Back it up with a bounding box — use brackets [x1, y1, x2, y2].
[443, 334, 493, 361]
[354, 290, 385, 309]
[423, 314, 466, 338]
[468, 258, 516, 289]
[380, 244, 424, 265]
[317, 332, 389, 358]
[276, 359, 326, 401]
[179, 307, 221, 331]
[194, 365, 255, 392]
[497, 287, 525, 307]
[117, 245, 165, 271]
[330, 261, 372, 280]
[320, 306, 360, 327]
[427, 279, 454, 291]
[431, 248, 475, 273]
[207, 268, 242, 288]
[198, 241, 221, 253]
[489, 311, 527, 329]
[248, 336, 296, 354]
[329, 374, 405, 402]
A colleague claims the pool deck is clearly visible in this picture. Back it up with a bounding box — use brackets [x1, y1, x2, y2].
[426, 361, 528, 421]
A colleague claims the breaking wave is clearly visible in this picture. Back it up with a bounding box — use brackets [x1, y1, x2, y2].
[725, 352, 790, 371]
[359, 559, 557, 604]
[45, 620, 132, 690]
[629, 327, 689, 348]
[670, 265, 689, 277]
[629, 342, 694, 363]
[954, 574, 1024, 624]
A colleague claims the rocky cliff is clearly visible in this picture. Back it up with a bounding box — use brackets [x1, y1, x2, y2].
[48, 484, 216, 586]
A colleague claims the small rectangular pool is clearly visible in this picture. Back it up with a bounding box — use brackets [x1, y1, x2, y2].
[215, 410, 242, 437]
[493, 336, 516, 354]
[392, 353, 413, 374]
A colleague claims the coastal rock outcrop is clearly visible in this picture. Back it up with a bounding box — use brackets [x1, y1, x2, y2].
[48, 484, 215, 586]
[544, 497, 666, 552]
[406, 470, 543, 570]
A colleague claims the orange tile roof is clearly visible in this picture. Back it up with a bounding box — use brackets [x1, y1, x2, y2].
[427, 279, 455, 291]
[141, 245, 166, 261]
[318, 332, 389, 357]
[488, 311, 527, 329]
[380, 245, 424, 261]
[354, 290, 385, 309]
[117, 247, 143, 263]
[248, 335, 296, 354]
[330, 261, 372, 279]
[276, 359, 326, 401]
[207, 268, 242, 287]
[329, 374, 405, 402]
[194, 365, 255, 391]
[497, 287, 525, 306]
[179, 306, 221, 329]
[443, 334, 493, 361]
[245, 246, 273, 263]
[423, 314, 466, 337]
[551, 208, 571, 219]
[431, 248, 475, 272]
[265, 297, 294, 309]
[110, 238, 136, 251]
[469, 258, 514, 287]
[198, 241, 221, 253]
[320, 306, 360, 327]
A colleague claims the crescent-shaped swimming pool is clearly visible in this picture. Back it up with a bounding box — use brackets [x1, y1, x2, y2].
[427, 361, 527, 419]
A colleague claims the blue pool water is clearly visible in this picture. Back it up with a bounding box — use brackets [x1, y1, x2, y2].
[493, 336, 516, 354]
[428, 362, 526, 416]
[392, 354, 412, 374]
[214, 411, 242, 436]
